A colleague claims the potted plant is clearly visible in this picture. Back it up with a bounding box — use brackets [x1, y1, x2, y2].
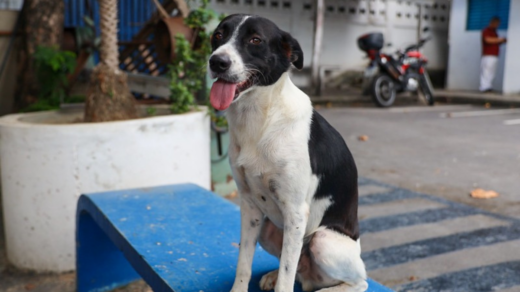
[162, 3, 235, 198]
[0, 0, 214, 272]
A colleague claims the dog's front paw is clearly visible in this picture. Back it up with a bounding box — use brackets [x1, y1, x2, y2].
[259, 269, 278, 291]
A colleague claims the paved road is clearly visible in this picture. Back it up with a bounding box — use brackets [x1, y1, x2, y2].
[319, 105, 520, 219]
[318, 104, 520, 291]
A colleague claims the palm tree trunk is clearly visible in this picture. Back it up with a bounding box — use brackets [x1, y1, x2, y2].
[98, 0, 119, 70]
[84, 0, 138, 122]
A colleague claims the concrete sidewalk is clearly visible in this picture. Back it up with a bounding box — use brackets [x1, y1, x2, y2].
[308, 88, 520, 107]
[435, 89, 520, 106]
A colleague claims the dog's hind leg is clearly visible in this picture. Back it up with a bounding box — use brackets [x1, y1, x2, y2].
[259, 269, 279, 290]
[258, 218, 283, 290]
[258, 217, 283, 258]
[309, 228, 368, 292]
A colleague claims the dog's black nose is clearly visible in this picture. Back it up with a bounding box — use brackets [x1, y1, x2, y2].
[209, 54, 232, 73]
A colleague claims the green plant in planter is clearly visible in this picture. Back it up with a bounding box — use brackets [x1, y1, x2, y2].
[25, 45, 77, 112]
[168, 0, 227, 128]
[168, 33, 206, 114]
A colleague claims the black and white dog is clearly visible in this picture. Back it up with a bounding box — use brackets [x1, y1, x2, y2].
[208, 14, 367, 292]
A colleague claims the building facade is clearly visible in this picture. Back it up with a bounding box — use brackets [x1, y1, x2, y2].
[447, 0, 519, 94]
[208, 0, 451, 71]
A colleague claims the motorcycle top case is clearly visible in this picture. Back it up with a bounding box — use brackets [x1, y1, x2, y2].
[357, 32, 384, 52]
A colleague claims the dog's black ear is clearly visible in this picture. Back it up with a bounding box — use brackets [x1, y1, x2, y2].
[281, 31, 304, 70]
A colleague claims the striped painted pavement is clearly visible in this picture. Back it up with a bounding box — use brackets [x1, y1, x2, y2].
[358, 177, 520, 292]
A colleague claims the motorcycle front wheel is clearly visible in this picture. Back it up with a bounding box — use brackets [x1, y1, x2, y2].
[370, 74, 397, 107]
[419, 72, 435, 106]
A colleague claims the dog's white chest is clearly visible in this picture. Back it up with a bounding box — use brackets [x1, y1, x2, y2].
[241, 164, 285, 228]
[226, 73, 317, 229]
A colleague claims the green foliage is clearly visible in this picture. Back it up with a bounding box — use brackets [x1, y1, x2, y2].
[24, 46, 76, 112]
[168, 33, 203, 114]
[184, 0, 217, 28]
[66, 95, 86, 103]
[168, 1, 228, 129]
[208, 104, 228, 128]
[169, 0, 217, 115]
[146, 107, 157, 116]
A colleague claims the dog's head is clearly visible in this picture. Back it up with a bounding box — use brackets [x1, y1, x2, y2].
[208, 14, 303, 110]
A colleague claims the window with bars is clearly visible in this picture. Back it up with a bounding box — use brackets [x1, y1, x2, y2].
[466, 0, 510, 30]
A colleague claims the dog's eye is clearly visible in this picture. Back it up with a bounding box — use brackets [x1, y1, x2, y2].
[214, 32, 223, 40]
[249, 37, 262, 45]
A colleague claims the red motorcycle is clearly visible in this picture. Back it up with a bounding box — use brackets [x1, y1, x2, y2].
[357, 29, 434, 107]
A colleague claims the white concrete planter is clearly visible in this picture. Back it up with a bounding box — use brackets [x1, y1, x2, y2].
[0, 108, 210, 272]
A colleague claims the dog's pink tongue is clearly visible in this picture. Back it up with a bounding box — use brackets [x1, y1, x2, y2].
[210, 79, 237, 110]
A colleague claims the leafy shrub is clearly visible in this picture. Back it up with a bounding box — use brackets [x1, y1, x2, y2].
[25, 45, 76, 112]
[168, 0, 225, 115]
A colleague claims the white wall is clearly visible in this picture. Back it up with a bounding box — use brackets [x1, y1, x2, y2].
[446, 0, 507, 91]
[208, 0, 450, 71]
[502, 0, 520, 94]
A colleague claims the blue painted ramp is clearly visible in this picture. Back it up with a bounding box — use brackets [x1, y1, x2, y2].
[76, 184, 392, 292]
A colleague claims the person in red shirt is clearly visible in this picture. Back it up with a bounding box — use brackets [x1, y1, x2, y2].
[480, 16, 507, 92]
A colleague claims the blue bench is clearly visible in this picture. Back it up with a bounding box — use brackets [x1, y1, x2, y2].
[76, 184, 393, 292]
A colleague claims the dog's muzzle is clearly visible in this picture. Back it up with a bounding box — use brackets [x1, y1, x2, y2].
[209, 54, 232, 74]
